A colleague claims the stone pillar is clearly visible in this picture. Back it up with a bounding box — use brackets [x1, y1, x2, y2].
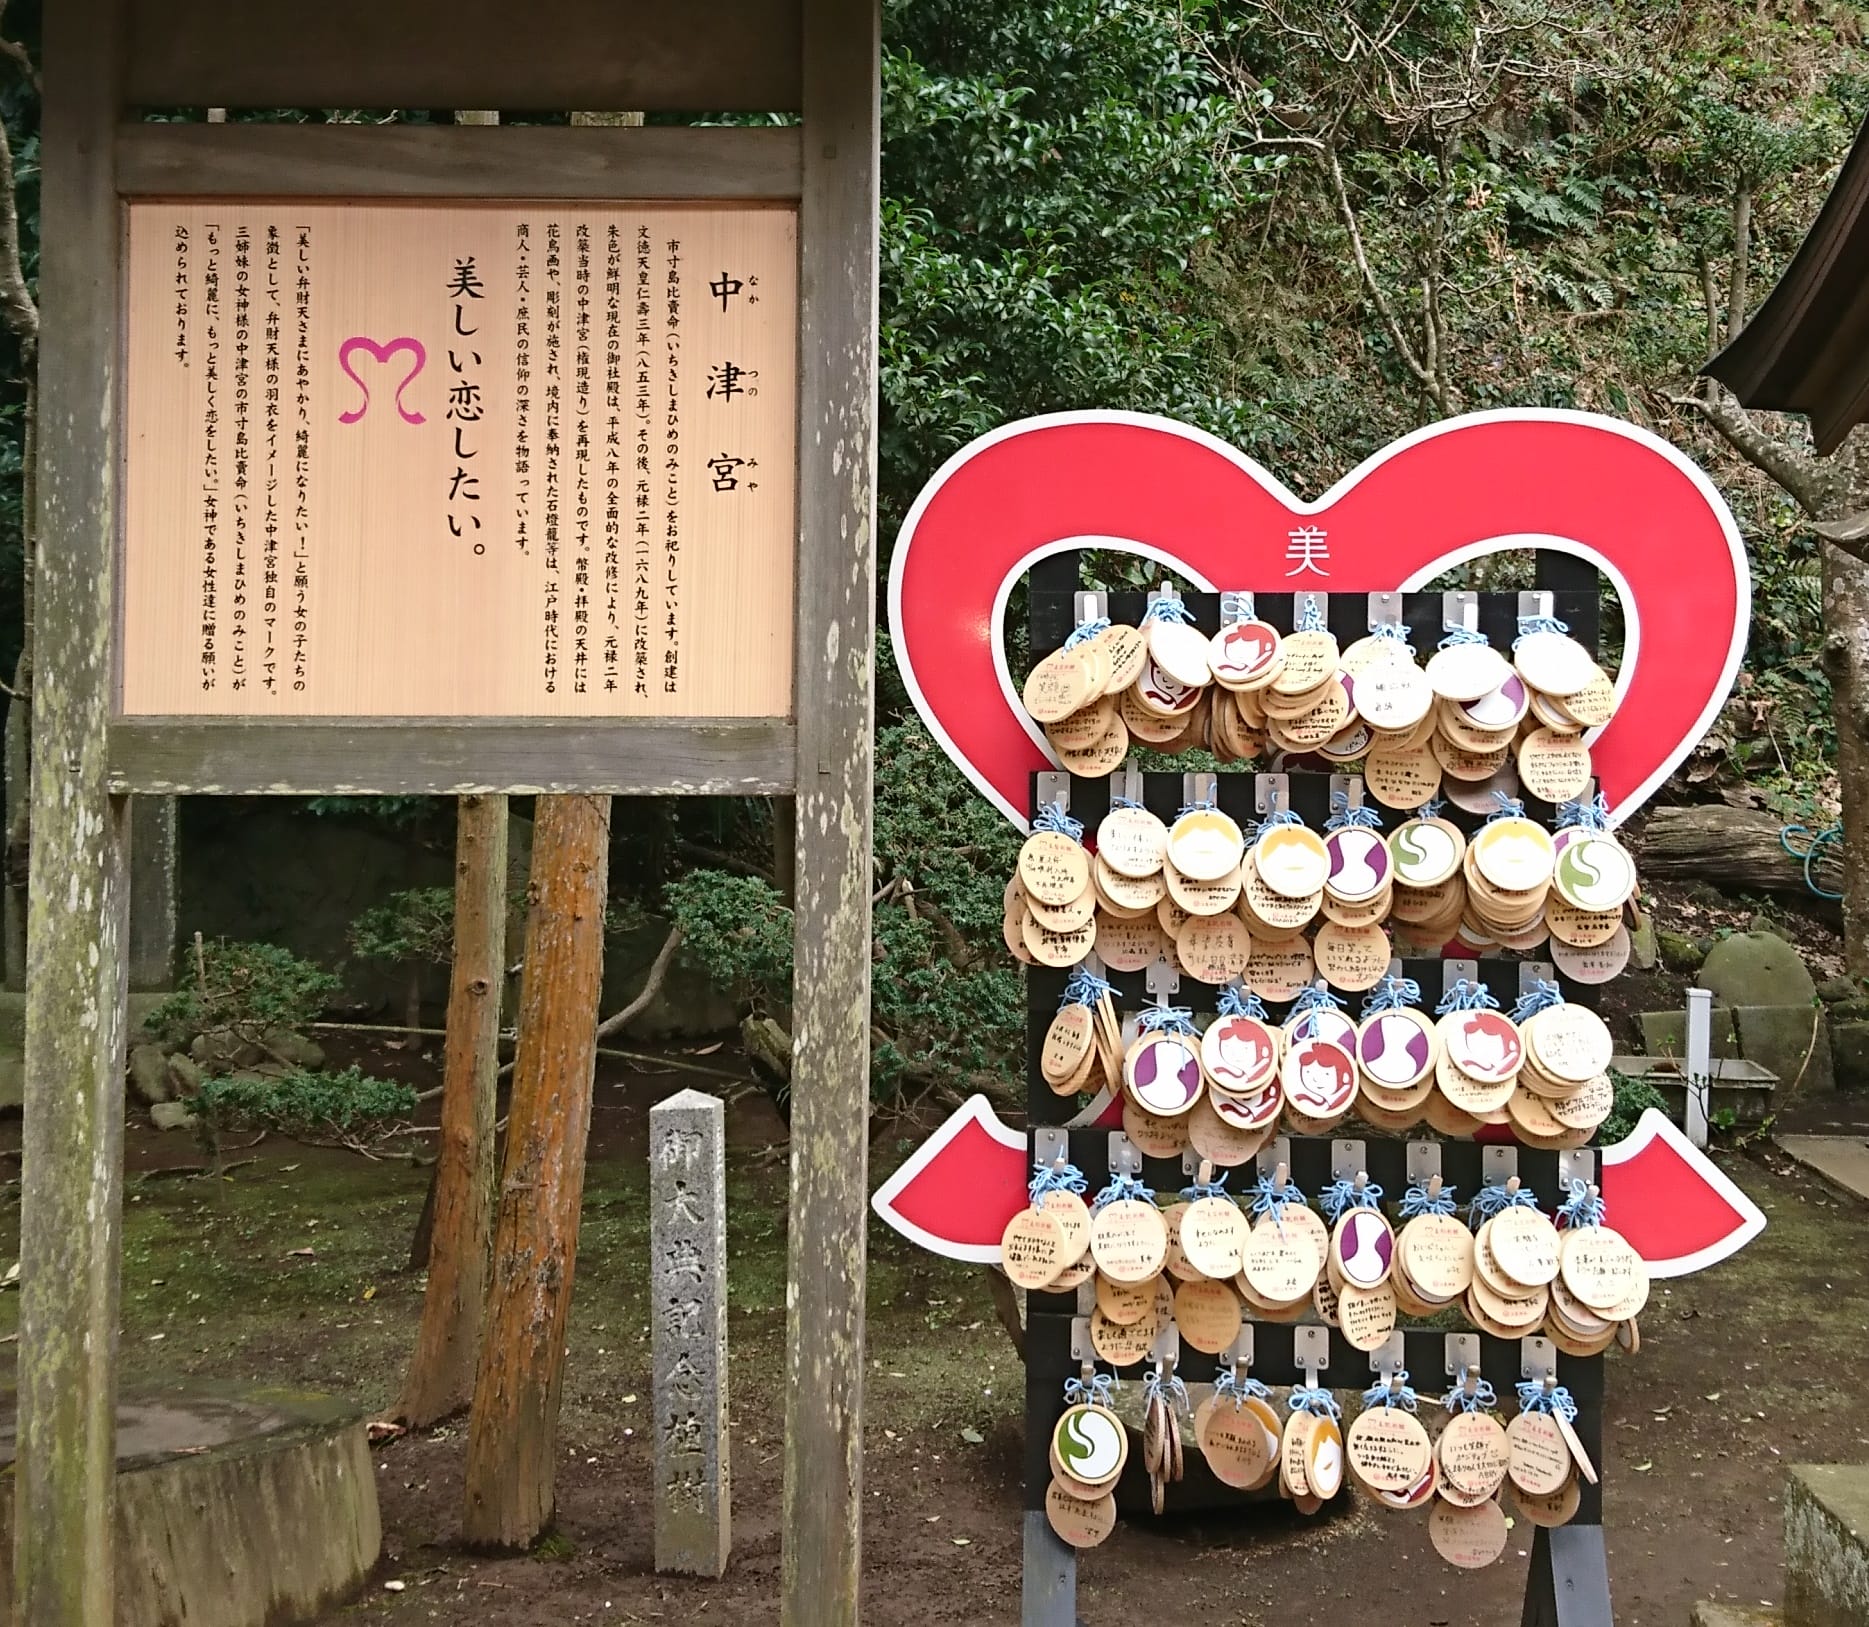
[650, 1088, 731, 1577]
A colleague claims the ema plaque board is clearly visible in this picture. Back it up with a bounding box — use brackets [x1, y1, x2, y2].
[122, 200, 797, 718]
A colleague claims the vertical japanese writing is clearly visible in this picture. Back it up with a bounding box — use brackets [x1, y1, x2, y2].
[634, 225, 652, 698]
[447, 255, 485, 552]
[573, 222, 592, 695]
[262, 224, 281, 693]
[543, 221, 562, 693]
[200, 222, 221, 690]
[663, 237, 682, 694]
[514, 223, 531, 556]
[230, 225, 251, 691]
[604, 224, 622, 694]
[293, 227, 313, 691]
[173, 224, 189, 365]
[704, 266, 760, 499]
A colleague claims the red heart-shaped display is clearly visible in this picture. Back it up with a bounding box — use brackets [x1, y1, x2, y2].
[889, 410, 1748, 829]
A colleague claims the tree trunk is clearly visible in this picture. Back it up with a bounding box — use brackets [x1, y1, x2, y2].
[404, 965, 423, 1036]
[461, 792, 610, 1548]
[394, 793, 509, 1427]
[1630, 804, 1842, 915]
[1824, 543, 1869, 978]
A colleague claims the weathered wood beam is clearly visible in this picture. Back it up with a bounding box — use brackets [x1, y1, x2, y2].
[18, 0, 131, 1619]
[107, 718, 797, 796]
[780, 2, 880, 1623]
[116, 122, 804, 201]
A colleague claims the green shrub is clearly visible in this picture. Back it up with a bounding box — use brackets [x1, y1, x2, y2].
[1597, 1070, 1671, 1148]
[194, 1066, 417, 1141]
[347, 886, 455, 969]
[145, 940, 341, 1049]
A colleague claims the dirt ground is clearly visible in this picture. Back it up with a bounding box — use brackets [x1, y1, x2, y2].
[0, 1023, 1861, 1627]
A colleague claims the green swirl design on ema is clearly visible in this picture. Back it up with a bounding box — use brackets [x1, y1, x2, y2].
[1058, 1405, 1123, 1483]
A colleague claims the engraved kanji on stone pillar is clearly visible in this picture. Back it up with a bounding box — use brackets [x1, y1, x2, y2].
[650, 1087, 731, 1576]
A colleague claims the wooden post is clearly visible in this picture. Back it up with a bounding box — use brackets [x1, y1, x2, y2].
[17, 0, 131, 1621]
[461, 791, 610, 1549]
[781, 1, 880, 1622]
[126, 796, 179, 991]
[394, 792, 508, 1427]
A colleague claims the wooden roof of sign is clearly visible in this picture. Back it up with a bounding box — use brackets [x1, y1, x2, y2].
[1705, 115, 1869, 455]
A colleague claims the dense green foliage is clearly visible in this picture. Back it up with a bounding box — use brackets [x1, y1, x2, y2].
[194, 1066, 417, 1141]
[1600, 1069, 1672, 1148]
[145, 939, 342, 1050]
[348, 887, 456, 972]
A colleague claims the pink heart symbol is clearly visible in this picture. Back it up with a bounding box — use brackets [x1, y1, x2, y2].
[888, 410, 1748, 830]
[336, 335, 429, 426]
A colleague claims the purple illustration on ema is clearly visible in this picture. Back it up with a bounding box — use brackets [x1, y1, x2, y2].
[1461, 674, 1529, 730]
[337, 335, 428, 426]
[1131, 1036, 1203, 1113]
[1336, 1210, 1394, 1287]
[1326, 828, 1389, 900]
[1359, 1012, 1432, 1086]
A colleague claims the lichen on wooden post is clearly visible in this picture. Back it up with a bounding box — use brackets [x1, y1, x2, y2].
[17, 1, 133, 1622]
[780, 1, 881, 1623]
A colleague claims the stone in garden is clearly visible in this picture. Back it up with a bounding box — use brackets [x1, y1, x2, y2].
[1786, 1463, 1869, 1627]
[128, 1042, 173, 1105]
[1746, 911, 1792, 942]
[165, 1051, 203, 1099]
[1830, 1022, 1869, 1093]
[1656, 929, 1706, 974]
[650, 1088, 731, 1578]
[1817, 976, 1861, 1005]
[1700, 931, 1817, 1007]
[149, 1101, 195, 1132]
[1639, 1007, 1736, 1060]
[261, 1026, 326, 1070]
[191, 1030, 263, 1072]
[1629, 911, 1658, 971]
[1732, 1005, 1833, 1095]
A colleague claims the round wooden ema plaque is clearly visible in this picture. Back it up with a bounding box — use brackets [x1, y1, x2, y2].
[1000, 1204, 1067, 1290]
[1188, 1095, 1271, 1168]
[1023, 647, 1098, 722]
[1245, 934, 1318, 1002]
[1178, 911, 1253, 984]
[1514, 627, 1598, 696]
[1337, 1280, 1400, 1352]
[1095, 1271, 1158, 1327]
[1306, 1415, 1346, 1500]
[1312, 920, 1392, 992]
[1324, 825, 1392, 905]
[1022, 910, 1096, 969]
[1513, 1475, 1582, 1529]
[1097, 803, 1170, 879]
[1330, 1207, 1397, 1291]
[1167, 805, 1246, 884]
[1089, 1197, 1169, 1284]
[1488, 1204, 1562, 1288]
[1173, 1276, 1243, 1355]
[1041, 1189, 1091, 1266]
[1125, 1031, 1206, 1119]
[1279, 1407, 1315, 1500]
[1041, 1003, 1095, 1086]
[1165, 859, 1244, 919]
[1374, 1458, 1439, 1511]
[1253, 824, 1332, 899]
[1149, 612, 1214, 690]
[1560, 1223, 1647, 1314]
[1346, 1405, 1434, 1494]
[1199, 1396, 1275, 1488]
[1018, 829, 1092, 907]
[1121, 1098, 1190, 1160]
[1052, 1401, 1128, 1492]
[1202, 1012, 1279, 1096]
[1430, 1497, 1510, 1569]
[1180, 1194, 1250, 1280]
[1097, 622, 1149, 693]
[1437, 1409, 1509, 1500]
[1282, 1035, 1359, 1121]
[1397, 1211, 1473, 1301]
[1527, 1003, 1616, 1084]
[1435, 1050, 1517, 1118]
[1552, 830, 1637, 912]
[1438, 1007, 1524, 1085]
[1426, 636, 1512, 703]
[1242, 1209, 1327, 1304]
[1090, 1304, 1161, 1367]
[1045, 1478, 1119, 1550]
[1357, 1006, 1438, 1092]
[1507, 1408, 1572, 1496]
[1209, 618, 1284, 690]
[1469, 816, 1556, 893]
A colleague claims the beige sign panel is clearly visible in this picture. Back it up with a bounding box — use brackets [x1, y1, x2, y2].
[122, 200, 796, 717]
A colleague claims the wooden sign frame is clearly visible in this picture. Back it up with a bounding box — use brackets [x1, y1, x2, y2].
[24, 5, 879, 1626]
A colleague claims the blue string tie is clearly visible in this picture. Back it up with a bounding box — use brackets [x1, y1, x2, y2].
[1484, 791, 1527, 824]
[1181, 1169, 1233, 1203]
[1109, 795, 1145, 811]
[1515, 1380, 1579, 1423]
[1032, 803, 1086, 842]
[1059, 968, 1115, 1010]
[1288, 1384, 1342, 1421]
[1216, 981, 1269, 1020]
[1251, 807, 1305, 838]
[1064, 1372, 1116, 1408]
[1361, 1371, 1420, 1412]
[1295, 596, 1327, 633]
[1064, 617, 1112, 650]
[1398, 1181, 1460, 1219]
[1141, 593, 1194, 626]
[1029, 1160, 1090, 1209]
[1091, 1174, 1156, 1212]
[1320, 1178, 1384, 1224]
[1213, 1368, 1272, 1408]
[1325, 788, 1384, 832]
[1288, 982, 1347, 1019]
[1143, 1366, 1192, 1416]
[1137, 1005, 1199, 1038]
[1556, 1177, 1608, 1231]
[1556, 792, 1611, 832]
[1369, 621, 1416, 656]
[1410, 797, 1447, 821]
[1469, 1180, 1542, 1230]
[1434, 978, 1501, 1015]
[1248, 1172, 1307, 1225]
[1515, 614, 1572, 646]
[1361, 974, 1422, 1016]
[1509, 979, 1564, 1023]
[1443, 1370, 1498, 1414]
[1438, 626, 1491, 649]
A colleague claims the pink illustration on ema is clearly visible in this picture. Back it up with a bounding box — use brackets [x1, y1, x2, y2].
[1204, 1015, 1278, 1092]
[337, 335, 429, 426]
[1287, 1038, 1357, 1115]
[1450, 1011, 1522, 1082]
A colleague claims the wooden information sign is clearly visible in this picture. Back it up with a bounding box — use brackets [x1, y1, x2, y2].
[123, 199, 797, 717]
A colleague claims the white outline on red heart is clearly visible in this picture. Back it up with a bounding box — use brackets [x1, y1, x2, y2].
[888, 408, 1749, 832]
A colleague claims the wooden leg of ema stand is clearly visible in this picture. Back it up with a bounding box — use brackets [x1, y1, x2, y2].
[1023, 1303, 1077, 1627]
[1521, 1524, 1613, 1627]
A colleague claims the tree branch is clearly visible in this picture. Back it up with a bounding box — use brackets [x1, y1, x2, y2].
[1323, 141, 1438, 399]
[1669, 382, 1832, 517]
[0, 13, 36, 361]
[593, 923, 683, 1043]
[1728, 186, 1752, 343]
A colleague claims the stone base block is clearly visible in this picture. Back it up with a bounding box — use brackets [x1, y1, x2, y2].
[1692, 1606, 1783, 1627]
[1785, 1463, 1869, 1627]
[0, 1382, 380, 1627]
[1640, 1007, 1738, 1061]
[1831, 1021, 1869, 1092]
[1733, 1006, 1833, 1096]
